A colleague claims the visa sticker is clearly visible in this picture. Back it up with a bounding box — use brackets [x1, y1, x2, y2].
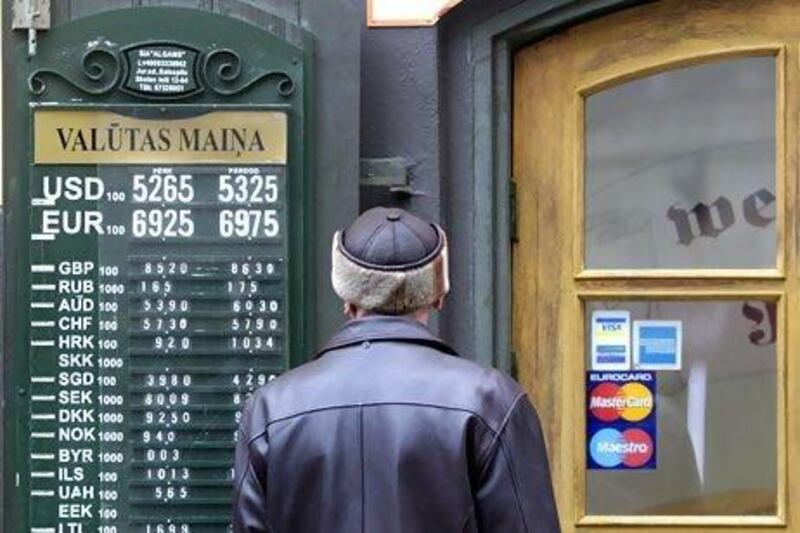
[633, 320, 682, 371]
[591, 310, 631, 370]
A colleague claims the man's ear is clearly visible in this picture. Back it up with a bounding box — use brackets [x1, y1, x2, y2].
[343, 302, 358, 318]
[433, 296, 446, 311]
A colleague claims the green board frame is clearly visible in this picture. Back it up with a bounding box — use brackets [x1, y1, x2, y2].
[4, 7, 313, 531]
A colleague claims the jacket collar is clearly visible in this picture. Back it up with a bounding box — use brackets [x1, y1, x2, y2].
[315, 315, 458, 358]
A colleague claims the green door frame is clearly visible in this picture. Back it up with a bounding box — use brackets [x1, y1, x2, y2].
[470, 0, 654, 371]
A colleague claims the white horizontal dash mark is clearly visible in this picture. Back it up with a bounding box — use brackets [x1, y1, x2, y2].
[31, 340, 55, 347]
[31, 395, 56, 402]
[30, 453, 55, 460]
[31, 198, 55, 207]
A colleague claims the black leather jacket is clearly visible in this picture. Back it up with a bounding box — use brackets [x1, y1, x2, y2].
[233, 316, 560, 532]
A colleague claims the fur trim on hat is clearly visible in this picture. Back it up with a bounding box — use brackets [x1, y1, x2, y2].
[331, 229, 450, 315]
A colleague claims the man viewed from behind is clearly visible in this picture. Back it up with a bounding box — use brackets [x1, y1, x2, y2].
[233, 207, 560, 532]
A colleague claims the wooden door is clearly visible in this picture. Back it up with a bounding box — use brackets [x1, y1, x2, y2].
[513, 1, 798, 530]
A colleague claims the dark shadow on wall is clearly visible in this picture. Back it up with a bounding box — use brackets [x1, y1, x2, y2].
[359, 0, 525, 358]
[359, 24, 441, 224]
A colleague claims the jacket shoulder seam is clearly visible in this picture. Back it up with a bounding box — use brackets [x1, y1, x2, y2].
[476, 392, 526, 480]
[497, 434, 531, 532]
[461, 393, 529, 533]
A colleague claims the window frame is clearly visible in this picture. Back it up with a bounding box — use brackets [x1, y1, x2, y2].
[573, 291, 787, 527]
[574, 47, 787, 280]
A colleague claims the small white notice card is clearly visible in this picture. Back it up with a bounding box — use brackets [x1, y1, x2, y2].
[591, 310, 631, 370]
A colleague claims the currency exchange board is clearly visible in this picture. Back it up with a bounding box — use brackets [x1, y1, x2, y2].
[18, 106, 296, 532]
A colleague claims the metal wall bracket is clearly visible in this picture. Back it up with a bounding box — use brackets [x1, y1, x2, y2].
[12, 0, 51, 57]
[359, 157, 414, 196]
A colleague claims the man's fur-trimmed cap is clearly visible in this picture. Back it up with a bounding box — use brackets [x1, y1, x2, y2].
[331, 207, 449, 315]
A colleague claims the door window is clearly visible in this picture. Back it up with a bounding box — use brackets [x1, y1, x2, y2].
[585, 58, 776, 269]
[585, 299, 777, 516]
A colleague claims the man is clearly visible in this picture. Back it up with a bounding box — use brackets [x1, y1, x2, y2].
[233, 207, 560, 532]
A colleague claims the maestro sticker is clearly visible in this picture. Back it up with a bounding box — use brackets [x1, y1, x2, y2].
[589, 427, 655, 469]
[586, 371, 657, 470]
[590, 310, 631, 370]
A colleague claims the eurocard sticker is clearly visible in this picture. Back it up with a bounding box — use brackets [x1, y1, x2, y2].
[586, 371, 657, 470]
[633, 320, 682, 371]
[590, 310, 631, 370]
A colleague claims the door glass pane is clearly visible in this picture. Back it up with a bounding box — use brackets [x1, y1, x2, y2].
[585, 57, 776, 269]
[585, 300, 777, 515]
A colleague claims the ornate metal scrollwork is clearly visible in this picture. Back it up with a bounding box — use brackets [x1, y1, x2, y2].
[28, 42, 296, 99]
[202, 48, 295, 97]
[28, 47, 123, 96]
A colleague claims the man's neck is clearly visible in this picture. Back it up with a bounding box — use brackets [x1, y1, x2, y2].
[354, 308, 430, 325]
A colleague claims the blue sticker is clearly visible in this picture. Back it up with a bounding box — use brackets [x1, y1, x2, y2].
[589, 427, 655, 469]
[633, 320, 682, 371]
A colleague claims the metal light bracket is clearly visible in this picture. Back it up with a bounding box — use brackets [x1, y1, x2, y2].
[360, 157, 414, 196]
[12, 0, 51, 57]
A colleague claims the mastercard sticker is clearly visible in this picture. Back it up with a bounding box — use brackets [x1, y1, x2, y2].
[586, 371, 657, 470]
[589, 381, 653, 423]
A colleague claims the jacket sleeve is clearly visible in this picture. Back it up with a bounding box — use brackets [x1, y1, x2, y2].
[232, 394, 272, 532]
[474, 394, 561, 533]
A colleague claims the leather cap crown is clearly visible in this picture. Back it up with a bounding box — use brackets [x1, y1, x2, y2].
[331, 207, 450, 314]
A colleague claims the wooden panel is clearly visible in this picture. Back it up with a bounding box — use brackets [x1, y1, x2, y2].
[514, 27, 577, 528]
[513, 0, 800, 530]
